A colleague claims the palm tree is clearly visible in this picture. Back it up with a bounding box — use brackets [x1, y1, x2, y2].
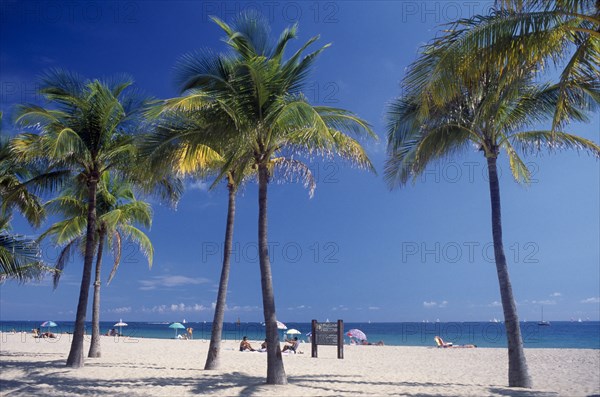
[142, 108, 316, 370]
[166, 12, 376, 384]
[40, 173, 153, 358]
[141, 111, 242, 371]
[0, 135, 43, 281]
[11, 70, 150, 368]
[1, 112, 62, 281]
[0, 221, 44, 282]
[385, 48, 599, 386]
[413, 0, 599, 131]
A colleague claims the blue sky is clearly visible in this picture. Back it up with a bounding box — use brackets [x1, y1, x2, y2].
[1, 1, 598, 323]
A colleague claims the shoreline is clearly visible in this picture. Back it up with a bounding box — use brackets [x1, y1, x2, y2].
[2, 330, 599, 350]
[3, 320, 599, 350]
[1, 332, 599, 396]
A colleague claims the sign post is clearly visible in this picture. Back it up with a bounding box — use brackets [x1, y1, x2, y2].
[311, 319, 343, 359]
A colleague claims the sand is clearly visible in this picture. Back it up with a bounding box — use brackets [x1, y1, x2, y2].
[1, 332, 598, 396]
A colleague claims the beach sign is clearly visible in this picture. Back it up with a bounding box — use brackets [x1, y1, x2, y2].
[311, 319, 344, 359]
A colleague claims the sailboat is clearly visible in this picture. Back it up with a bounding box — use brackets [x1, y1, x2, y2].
[538, 306, 550, 326]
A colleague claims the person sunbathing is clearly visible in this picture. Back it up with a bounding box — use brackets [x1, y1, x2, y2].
[434, 336, 476, 348]
[239, 336, 255, 351]
[282, 337, 299, 353]
[258, 339, 267, 352]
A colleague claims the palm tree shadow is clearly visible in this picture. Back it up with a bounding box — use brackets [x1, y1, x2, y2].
[0, 355, 266, 396]
[488, 387, 560, 397]
[0, 357, 566, 397]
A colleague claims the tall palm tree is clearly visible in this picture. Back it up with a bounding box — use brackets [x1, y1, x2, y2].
[142, 111, 242, 371]
[386, 47, 599, 386]
[165, 13, 375, 384]
[413, 0, 599, 131]
[40, 173, 153, 358]
[11, 70, 149, 368]
[142, 108, 316, 370]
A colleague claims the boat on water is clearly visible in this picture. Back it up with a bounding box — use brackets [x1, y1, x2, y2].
[538, 306, 550, 326]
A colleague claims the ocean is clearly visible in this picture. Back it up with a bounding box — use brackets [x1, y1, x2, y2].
[2, 321, 598, 349]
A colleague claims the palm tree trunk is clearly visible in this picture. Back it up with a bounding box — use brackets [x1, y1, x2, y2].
[486, 156, 531, 388]
[88, 227, 105, 358]
[66, 174, 98, 368]
[258, 163, 287, 385]
[204, 183, 236, 370]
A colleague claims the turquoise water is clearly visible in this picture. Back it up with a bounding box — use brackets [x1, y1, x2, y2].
[1, 321, 598, 349]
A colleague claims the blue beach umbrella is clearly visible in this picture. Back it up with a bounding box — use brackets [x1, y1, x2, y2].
[169, 322, 185, 338]
[40, 321, 57, 333]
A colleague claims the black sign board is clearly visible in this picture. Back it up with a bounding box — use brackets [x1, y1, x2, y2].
[311, 319, 343, 359]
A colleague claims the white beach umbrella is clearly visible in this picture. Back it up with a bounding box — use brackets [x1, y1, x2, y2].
[114, 319, 128, 336]
[276, 321, 287, 330]
[286, 329, 301, 335]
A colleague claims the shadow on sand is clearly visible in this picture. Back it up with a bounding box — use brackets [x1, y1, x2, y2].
[0, 354, 560, 397]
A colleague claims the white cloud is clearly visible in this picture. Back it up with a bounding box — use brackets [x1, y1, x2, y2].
[188, 181, 208, 191]
[532, 300, 556, 305]
[489, 301, 502, 307]
[141, 303, 211, 313]
[108, 306, 132, 314]
[368, 306, 380, 311]
[423, 301, 448, 308]
[139, 275, 211, 290]
[550, 292, 562, 297]
[287, 305, 311, 310]
[331, 305, 348, 311]
[227, 305, 261, 312]
[581, 297, 600, 304]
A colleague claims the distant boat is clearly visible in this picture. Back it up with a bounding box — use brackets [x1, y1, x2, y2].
[578, 318, 583, 323]
[491, 318, 499, 323]
[182, 319, 186, 324]
[538, 306, 550, 326]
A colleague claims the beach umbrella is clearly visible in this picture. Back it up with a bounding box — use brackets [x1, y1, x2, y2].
[286, 329, 301, 336]
[169, 322, 185, 338]
[40, 321, 57, 333]
[276, 321, 287, 330]
[347, 328, 367, 341]
[114, 319, 128, 336]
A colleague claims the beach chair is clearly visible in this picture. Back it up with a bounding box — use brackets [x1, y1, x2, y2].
[434, 336, 453, 348]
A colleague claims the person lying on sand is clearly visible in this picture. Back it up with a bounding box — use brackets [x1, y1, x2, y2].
[239, 336, 255, 352]
[434, 336, 476, 348]
[360, 339, 384, 346]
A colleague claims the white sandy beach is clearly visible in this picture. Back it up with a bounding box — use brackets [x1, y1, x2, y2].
[1, 332, 598, 396]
